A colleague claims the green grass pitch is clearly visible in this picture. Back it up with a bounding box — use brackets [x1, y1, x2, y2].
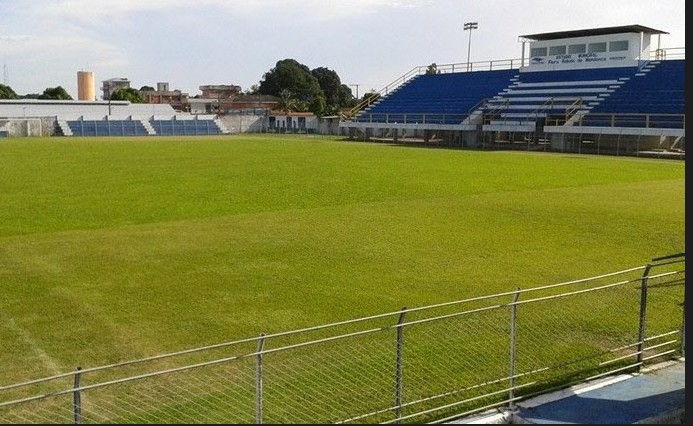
[0, 134, 685, 383]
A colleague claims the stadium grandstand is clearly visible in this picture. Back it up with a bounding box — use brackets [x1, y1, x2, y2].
[0, 23, 684, 159]
[0, 99, 229, 137]
[341, 24, 685, 158]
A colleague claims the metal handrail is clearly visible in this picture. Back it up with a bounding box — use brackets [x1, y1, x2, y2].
[347, 57, 525, 118]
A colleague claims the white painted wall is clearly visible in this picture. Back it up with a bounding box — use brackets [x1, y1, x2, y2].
[524, 32, 650, 72]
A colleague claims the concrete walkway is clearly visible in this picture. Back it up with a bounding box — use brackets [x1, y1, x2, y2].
[454, 358, 685, 424]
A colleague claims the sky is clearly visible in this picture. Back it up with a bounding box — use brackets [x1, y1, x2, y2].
[0, 0, 685, 99]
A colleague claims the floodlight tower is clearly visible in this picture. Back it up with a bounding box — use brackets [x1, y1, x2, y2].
[464, 21, 478, 71]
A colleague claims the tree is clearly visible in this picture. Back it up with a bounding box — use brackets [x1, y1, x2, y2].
[38, 86, 73, 100]
[277, 89, 299, 114]
[244, 84, 260, 95]
[110, 87, 144, 103]
[0, 84, 18, 99]
[311, 66, 343, 113]
[139, 85, 155, 92]
[338, 84, 357, 109]
[258, 59, 326, 115]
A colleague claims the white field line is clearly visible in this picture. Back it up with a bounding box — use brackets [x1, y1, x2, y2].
[4, 317, 62, 376]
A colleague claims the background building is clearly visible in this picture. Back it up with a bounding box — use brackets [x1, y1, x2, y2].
[199, 85, 241, 99]
[140, 82, 189, 112]
[101, 78, 131, 100]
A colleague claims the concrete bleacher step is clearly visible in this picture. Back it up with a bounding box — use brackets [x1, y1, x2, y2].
[450, 359, 685, 424]
[214, 118, 231, 134]
[140, 120, 156, 136]
[512, 360, 685, 424]
[57, 120, 73, 136]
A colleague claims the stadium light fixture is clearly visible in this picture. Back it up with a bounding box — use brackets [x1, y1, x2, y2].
[464, 21, 478, 72]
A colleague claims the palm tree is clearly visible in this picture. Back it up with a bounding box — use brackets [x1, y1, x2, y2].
[277, 89, 298, 114]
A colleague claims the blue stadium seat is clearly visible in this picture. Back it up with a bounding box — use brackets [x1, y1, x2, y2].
[357, 60, 684, 131]
[149, 119, 222, 136]
[66, 120, 148, 136]
[356, 69, 517, 124]
[583, 60, 685, 128]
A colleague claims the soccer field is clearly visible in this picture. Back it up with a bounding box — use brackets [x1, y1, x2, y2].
[0, 134, 685, 384]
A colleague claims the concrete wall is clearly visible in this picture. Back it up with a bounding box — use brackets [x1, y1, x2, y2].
[270, 114, 318, 132]
[526, 32, 646, 72]
[315, 117, 343, 135]
[1, 118, 56, 137]
[218, 114, 267, 134]
[219, 114, 346, 135]
[0, 100, 177, 120]
[0, 104, 348, 137]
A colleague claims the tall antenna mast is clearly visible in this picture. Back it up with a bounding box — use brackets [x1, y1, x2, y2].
[2, 57, 8, 85]
[0, 35, 15, 86]
[0, 37, 7, 85]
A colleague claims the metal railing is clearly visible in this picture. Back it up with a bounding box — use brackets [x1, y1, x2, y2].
[347, 58, 524, 118]
[0, 253, 685, 424]
[351, 112, 475, 126]
[348, 111, 685, 137]
[545, 112, 686, 130]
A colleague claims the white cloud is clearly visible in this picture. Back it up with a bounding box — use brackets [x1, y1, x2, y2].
[0, 0, 684, 97]
[29, 0, 431, 24]
[0, 35, 31, 43]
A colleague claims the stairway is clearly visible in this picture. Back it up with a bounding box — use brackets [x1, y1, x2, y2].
[56, 120, 73, 136]
[140, 120, 156, 135]
[478, 68, 638, 132]
[214, 117, 231, 134]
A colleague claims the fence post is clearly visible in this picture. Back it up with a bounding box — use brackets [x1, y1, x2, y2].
[73, 367, 82, 424]
[394, 307, 407, 423]
[508, 289, 521, 415]
[681, 289, 686, 358]
[256, 334, 266, 424]
[637, 264, 652, 367]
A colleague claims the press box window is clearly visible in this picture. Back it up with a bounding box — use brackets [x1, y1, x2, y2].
[588, 42, 607, 53]
[549, 45, 566, 55]
[609, 40, 629, 51]
[530, 47, 547, 57]
[568, 44, 586, 54]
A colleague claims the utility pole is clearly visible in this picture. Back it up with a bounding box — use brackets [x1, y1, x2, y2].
[464, 21, 478, 72]
[349, 84, 360, 99]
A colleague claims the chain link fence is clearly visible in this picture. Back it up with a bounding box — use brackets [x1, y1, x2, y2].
[0, 253, 684, 424]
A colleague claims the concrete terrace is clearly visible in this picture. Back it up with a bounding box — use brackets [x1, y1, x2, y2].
[453, 358, 685, 424]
